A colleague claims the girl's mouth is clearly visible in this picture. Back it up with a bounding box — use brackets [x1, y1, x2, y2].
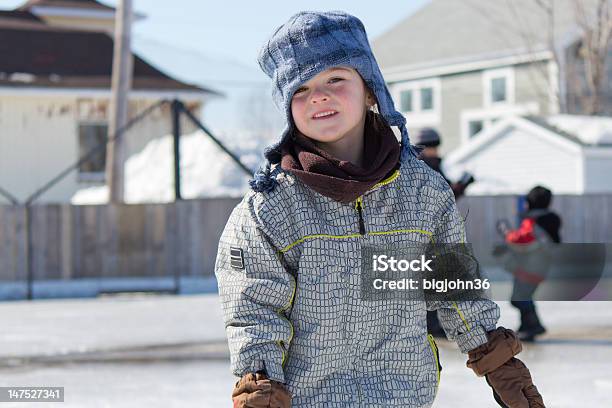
[312, 110, 338, 119]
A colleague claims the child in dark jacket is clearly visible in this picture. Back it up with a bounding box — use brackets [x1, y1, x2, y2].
[504, 186, 562, 342]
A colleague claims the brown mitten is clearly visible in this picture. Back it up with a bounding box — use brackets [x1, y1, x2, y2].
[467, 327, 545, 408]
[232, 372, 292, 408]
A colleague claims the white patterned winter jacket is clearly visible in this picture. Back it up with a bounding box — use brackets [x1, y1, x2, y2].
[215, 154, 500, 408]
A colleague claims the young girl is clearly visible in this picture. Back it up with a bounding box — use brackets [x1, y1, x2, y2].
[216, 11, 545, 408]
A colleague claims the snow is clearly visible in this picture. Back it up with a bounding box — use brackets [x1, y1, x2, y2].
[71, 130, 269, 204]
[1, 295, 611, 407]
[0, 72, 36, 83]
[71, 185, 109, 205]
[546, 114, 612, 145]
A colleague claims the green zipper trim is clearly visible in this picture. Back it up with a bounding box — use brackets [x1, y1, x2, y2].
[280, 229, 432, 253]
[427, 334, 441, 391]
[372, 169, 400, 189]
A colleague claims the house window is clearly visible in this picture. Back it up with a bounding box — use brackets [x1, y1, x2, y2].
[491, 77, 507, 102]
[400, 90, 413, 112]
[468, 120, 483, 137]
[483, 67, 514, 107]
[392, 78, 440, 128]
[420, 87, 433, 110]
[78, 123, 107, 176]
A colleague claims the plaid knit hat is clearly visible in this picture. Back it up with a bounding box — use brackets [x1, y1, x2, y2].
[250, 11, 416, 193]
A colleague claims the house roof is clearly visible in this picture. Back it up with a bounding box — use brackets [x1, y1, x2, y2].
[442, 114, 612, 195]
[18, 0, 115, 12]
[0, 10, 42, 21]
[524, 116, 587, 147]
[445, 115, 612, 168]
[541, 115, 612, 146]
[372, 0, 596, 72]
[0, 11, 220, 96]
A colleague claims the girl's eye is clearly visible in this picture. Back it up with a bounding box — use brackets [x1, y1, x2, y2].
[328, 77, 344, 84]
[294, 87, 308, 95]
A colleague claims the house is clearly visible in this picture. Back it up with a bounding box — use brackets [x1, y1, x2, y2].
[14, 0, 141, 34]
[442, 115, 612, 194]
[0, 1, 220, 204]
[372, 0, 612, 155]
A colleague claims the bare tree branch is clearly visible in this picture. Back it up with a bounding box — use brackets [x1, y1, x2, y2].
[505, 0, 560, 110]
[573, 0, 612, 114]
[449, 0, 611, 115]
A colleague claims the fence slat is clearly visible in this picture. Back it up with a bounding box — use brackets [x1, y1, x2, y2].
[60, 204, 73, 280]
[45, 204, 61, 279]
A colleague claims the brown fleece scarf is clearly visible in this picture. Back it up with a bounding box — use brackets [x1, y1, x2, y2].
[280, 111, 400, 203]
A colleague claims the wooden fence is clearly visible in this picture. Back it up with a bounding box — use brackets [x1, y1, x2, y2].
[458, 194, 612, 243]
[0, 198, 240, 282]
[1, 194, 611, 282]
[457, 194, 612, 266]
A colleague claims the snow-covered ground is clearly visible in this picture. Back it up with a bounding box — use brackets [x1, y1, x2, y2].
[0, 295, 610, 407]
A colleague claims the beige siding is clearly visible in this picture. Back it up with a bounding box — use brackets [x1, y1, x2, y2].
[438, 71, 483, 155]
[41, 16, 114, 35]
[0, 95, 200, 204]
[0, 95, 77, 203]
[514, 61, 553, 114]
[394, 61, 555, 156]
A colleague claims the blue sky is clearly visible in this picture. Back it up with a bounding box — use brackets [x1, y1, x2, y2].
[2, 0, 430, 134]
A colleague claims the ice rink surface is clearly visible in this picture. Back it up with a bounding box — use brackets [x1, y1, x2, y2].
[0, 295, 610, 407]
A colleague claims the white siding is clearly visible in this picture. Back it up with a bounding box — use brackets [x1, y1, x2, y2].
[451, 126, 581, 194]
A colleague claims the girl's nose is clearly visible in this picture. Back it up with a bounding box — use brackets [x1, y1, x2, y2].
[310, 89, 329, 104]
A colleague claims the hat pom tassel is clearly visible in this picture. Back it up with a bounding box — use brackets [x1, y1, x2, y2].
[249, 161, 277, 193]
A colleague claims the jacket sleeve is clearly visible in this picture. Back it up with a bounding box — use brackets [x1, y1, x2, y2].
[505, 219, 537, 244]
[214, 194, 295, 383]
[426, 188, 500, 353]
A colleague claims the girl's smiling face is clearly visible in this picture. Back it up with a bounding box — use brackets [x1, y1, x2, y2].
[290, 67, 374, 146]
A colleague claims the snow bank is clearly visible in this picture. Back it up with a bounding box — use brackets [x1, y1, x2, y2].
[546, 114, 612, 145]
[72, 130, 267, 205]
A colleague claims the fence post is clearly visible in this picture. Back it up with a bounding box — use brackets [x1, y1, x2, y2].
[172, 100, 182, 201]
[24, 204, 34, 300]
[172, 100, 182, 295]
